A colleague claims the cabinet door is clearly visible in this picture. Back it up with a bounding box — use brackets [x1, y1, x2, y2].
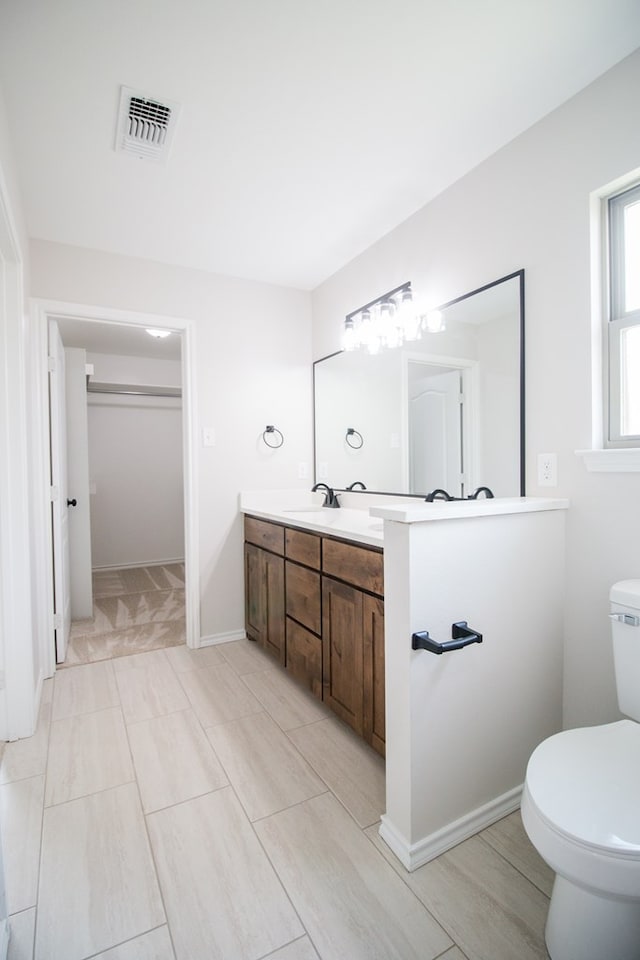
[263, 550, 285, 664]
[286, 617, 322, 699]
[322, 577, 364, 735]
[244, 543, 285, 663]
[363, 594, 385, 756]
[244, 542, 265, 644]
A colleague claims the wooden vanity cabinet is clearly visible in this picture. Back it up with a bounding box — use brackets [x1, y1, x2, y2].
[363, 593, 385, 754]
[321, 539, 385, 754]
[244, 519, 285, 664]
[244, 515, 385, 755]
[284, 527, 322, 697]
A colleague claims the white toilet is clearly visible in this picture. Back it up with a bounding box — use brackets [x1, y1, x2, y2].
[521, 579, 640, 960]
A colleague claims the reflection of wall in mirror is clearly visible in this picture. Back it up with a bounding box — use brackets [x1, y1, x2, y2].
[477, 313, 519, 497]
[314, 350, 403, 489]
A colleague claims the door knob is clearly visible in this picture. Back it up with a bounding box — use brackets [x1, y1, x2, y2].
[67, 498, 77, 507]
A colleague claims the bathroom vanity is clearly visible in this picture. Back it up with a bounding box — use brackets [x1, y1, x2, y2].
[243, 509, 385, 755]
[241, 490, 568, 873]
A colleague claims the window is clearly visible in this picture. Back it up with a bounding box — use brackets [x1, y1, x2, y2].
[607, 183, 640, 446]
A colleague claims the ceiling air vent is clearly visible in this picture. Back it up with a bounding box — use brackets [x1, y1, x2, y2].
[115, 86, 180, 163]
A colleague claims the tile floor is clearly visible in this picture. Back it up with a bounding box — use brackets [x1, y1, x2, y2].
[0, 638, 554, 960]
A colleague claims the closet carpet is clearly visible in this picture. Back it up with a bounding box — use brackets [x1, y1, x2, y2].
[63, 563, 186, 668]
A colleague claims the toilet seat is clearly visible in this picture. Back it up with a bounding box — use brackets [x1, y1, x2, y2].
[525, 719, 640, 857]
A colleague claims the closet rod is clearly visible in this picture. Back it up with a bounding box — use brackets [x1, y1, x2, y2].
[86, 381, 182, 399]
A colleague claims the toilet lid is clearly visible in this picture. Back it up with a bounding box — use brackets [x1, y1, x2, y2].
[526, 720, 640, 856]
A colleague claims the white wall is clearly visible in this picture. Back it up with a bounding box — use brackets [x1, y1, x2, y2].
[87, 352, 184, 569]
[311, 49, 640, 730]
[29, 241, 313, 641]
[0, 84, 45, 738]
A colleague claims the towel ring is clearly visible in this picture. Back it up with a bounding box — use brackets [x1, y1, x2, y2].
[263, 425, 284, 449]
[345, 428, 364, 449]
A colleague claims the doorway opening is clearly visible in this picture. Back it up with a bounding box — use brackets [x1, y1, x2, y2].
[36, 301, 199, 678]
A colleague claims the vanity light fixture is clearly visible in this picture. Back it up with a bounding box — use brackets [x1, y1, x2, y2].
[145, 328, 172, 338]
[343, 283, 449, 352]
[343, 281, 430, 353]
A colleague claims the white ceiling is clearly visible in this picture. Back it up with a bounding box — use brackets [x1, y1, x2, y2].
[1, 1, 640, 292]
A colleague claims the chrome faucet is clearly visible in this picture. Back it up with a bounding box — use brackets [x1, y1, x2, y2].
[311, 482, 341, 508]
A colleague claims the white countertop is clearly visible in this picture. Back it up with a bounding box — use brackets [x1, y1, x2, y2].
[370, 496, 569, 523]
[240, 490, 569, 547]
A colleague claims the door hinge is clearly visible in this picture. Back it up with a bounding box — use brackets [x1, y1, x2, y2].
[53, 613, 62, 629]
[50, 485, 59, 502]
[48, 355, 56, 373]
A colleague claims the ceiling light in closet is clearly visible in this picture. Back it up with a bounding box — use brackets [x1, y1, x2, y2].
[145, 328, 172, 339]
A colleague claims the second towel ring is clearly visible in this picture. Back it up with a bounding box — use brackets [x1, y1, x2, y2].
[345, 427, 364, 449]
[263, 425, 284, 448]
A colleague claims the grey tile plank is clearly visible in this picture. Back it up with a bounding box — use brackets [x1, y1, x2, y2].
[367, 828, 549, 960]
[243, 668, 330, 732]
[92, 925, 176, 959]
[128, 708, 228, 813]
[8, 908, 36, 960]
[36, 783, 165, 960]
[147, 787, 303, 960]
[219, 638, 277, 676]
[52, 660, 119, 720]
[177, 663, 263, 727]
[288, 717, 385, 827]
[256, 793, 452, 960]
[45, 706, 134, 806]
[0, 775, 44, 913]
[115, 659, 190, 725]
[482, 810, 555, 897]
[206, 711, 326, 821]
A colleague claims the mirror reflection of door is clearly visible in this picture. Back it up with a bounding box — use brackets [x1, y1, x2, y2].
[408, 364, 463, 495]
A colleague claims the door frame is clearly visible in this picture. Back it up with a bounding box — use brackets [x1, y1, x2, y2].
[32, 298, 200, 680]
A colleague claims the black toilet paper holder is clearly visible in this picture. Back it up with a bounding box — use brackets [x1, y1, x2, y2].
[411, 621, 483, 655]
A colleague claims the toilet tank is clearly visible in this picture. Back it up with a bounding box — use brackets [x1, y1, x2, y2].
[610, 580, 640, 721]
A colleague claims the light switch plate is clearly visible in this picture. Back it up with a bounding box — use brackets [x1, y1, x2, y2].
[202, 427, 216, 447]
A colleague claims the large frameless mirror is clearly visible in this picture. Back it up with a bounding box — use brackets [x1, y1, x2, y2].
[313, 270, 524, 498]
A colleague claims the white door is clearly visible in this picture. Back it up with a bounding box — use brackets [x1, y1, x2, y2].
[65, 347, 93, 618]
[49, 321, 71, 662]
[409, 368, 463, 494]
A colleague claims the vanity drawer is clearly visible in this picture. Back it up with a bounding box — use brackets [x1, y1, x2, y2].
[286, 527, 321, 569]
[322, 538, 384, 596]
[244, 516, 284, 555]
[286, 617, 322, 699]
[285, 561, 321, 634]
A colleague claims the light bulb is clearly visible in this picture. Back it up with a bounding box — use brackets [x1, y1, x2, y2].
[146, 328, 172, 339]
[423, 310, 445, 334]
[343, 317, 356, 351]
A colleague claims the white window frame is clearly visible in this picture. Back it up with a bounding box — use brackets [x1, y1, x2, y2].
[606, 182, 640, 448]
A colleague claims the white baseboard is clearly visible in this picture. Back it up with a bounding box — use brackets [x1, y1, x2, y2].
[379, 784, 523, 872]
[199, 629, 247, 647]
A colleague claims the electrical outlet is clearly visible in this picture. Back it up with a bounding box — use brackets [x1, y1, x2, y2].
[202, 427, 216, 447]
[538, 452, 557, 487]
[297, 462, 308, 479]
